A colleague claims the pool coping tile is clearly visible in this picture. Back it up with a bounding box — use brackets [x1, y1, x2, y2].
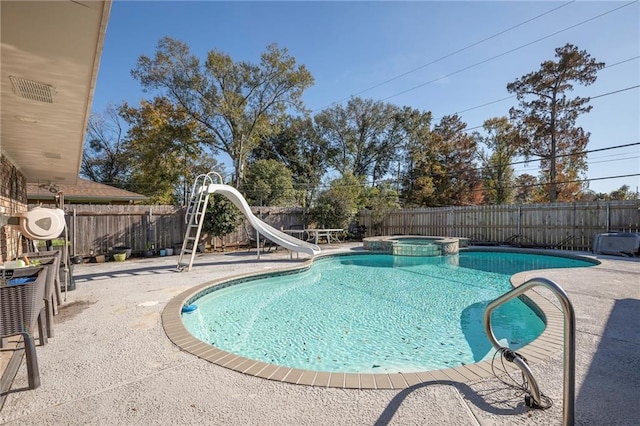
[329, 373, 345, 388]
[283, 369, 305, 385]
[400, 372, 423, 387]
[297, 370, 316, 386]
[359, 374, 375, 389]
[313, 372, 331, 387]
[344, 373, 360, 389]
[373, 374, 393, 389]
[269, 367, 292, 382]
[388, 373, 408, 389]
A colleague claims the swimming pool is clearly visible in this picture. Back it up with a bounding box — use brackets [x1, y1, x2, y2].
[179, 251, 595, 375]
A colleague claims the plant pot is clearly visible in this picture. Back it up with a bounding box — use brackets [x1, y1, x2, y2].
[165, 248, 174, 256]
[113, 246, 132, 259]
[113, 253, 126, 262]
[159, 249, 166, 256]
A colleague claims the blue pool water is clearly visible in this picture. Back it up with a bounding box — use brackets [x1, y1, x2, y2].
[182, 252, 594, 373]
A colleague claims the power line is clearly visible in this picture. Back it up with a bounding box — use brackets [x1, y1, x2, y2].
[590, 84, 640, 99]
[468, 142, 640, 177]
[433, 55, 639, 122]
[292, 172, 640, 196]
[379, 1, 636, 102]
[603, 55, 640, 69]
[464, 84, 640, 131]
[513, 155, 640, 174]
[337, 142, 640, 190]
[225, 142, 640, 192]
[588, 155, 640, 165]
[331, 1, 577, 105]
[498, 173, 640, 191]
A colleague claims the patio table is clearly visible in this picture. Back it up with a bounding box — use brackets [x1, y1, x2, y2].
[304, 228, 344, 244]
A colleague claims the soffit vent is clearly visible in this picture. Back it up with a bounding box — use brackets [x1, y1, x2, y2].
[9, 75, 56, 103]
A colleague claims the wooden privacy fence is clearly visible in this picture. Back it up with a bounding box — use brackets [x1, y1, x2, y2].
[39, 200, 639, 256]
[357, 200, 640, 252]
[50, 204, 308, 257]
[58, 205, 185, 257]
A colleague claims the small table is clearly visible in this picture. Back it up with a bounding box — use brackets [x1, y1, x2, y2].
[304, 229, 344, 244]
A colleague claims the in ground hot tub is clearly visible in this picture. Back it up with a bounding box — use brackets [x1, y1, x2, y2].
[363, 235, 461, 256]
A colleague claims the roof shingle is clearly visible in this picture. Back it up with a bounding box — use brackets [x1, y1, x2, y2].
[27, 178, 147, 203]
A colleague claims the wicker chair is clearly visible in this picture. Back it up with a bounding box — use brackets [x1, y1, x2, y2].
[23, 251, 61, 338]
[0, 267, 47, 389]
[24, 250, 62, 310]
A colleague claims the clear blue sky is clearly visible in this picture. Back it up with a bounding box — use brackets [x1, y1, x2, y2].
[91, 0, 640, 195]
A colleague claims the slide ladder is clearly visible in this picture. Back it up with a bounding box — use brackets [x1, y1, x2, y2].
[177, 172, 222, 271]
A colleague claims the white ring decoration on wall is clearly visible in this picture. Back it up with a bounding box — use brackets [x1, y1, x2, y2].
[15, 207, 65, 240]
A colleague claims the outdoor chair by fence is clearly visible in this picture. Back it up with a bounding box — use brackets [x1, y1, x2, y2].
[23, 251, 61, 338]
[24, 250, 62, 312]
[0, 267, 48, 389]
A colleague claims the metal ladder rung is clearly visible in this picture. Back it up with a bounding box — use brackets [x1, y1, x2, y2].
[178, 172, 222, 272]
[178, 171, 223, 272]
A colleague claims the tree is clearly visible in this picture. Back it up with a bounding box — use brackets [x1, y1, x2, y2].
[177, 155, 227, 206]
[241, 159, 296, 206]
[314, 97, 402, 184]
[201, 194, 244, 251]
[363, 183, 400, 235]
[513, 173, 539, 204]
[81, 105, 131, 187]
[120, 97, 214, 204]
[475, 117, 523, 204]
[131, 37, 314, 187]
[310, 173, 365, 229]
[251, 116, 329, 207]
[507, 44, 604, 202]
[393, 106, 433, 193]
[404, 114, 481, 206]
[608, 184, 638, 201]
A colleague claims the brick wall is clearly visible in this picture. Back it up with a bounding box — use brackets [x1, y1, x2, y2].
[0, 155, 27, 262]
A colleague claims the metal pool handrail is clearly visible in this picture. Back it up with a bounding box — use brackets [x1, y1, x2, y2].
[483, 277, 576, 426]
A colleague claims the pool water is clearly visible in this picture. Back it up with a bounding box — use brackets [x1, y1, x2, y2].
[182, 252, 594, 373]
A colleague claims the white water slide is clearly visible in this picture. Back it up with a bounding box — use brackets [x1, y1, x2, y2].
[208, 184, 321, 256]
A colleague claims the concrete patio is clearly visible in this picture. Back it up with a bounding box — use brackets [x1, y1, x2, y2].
[1, 244, 638, 425]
